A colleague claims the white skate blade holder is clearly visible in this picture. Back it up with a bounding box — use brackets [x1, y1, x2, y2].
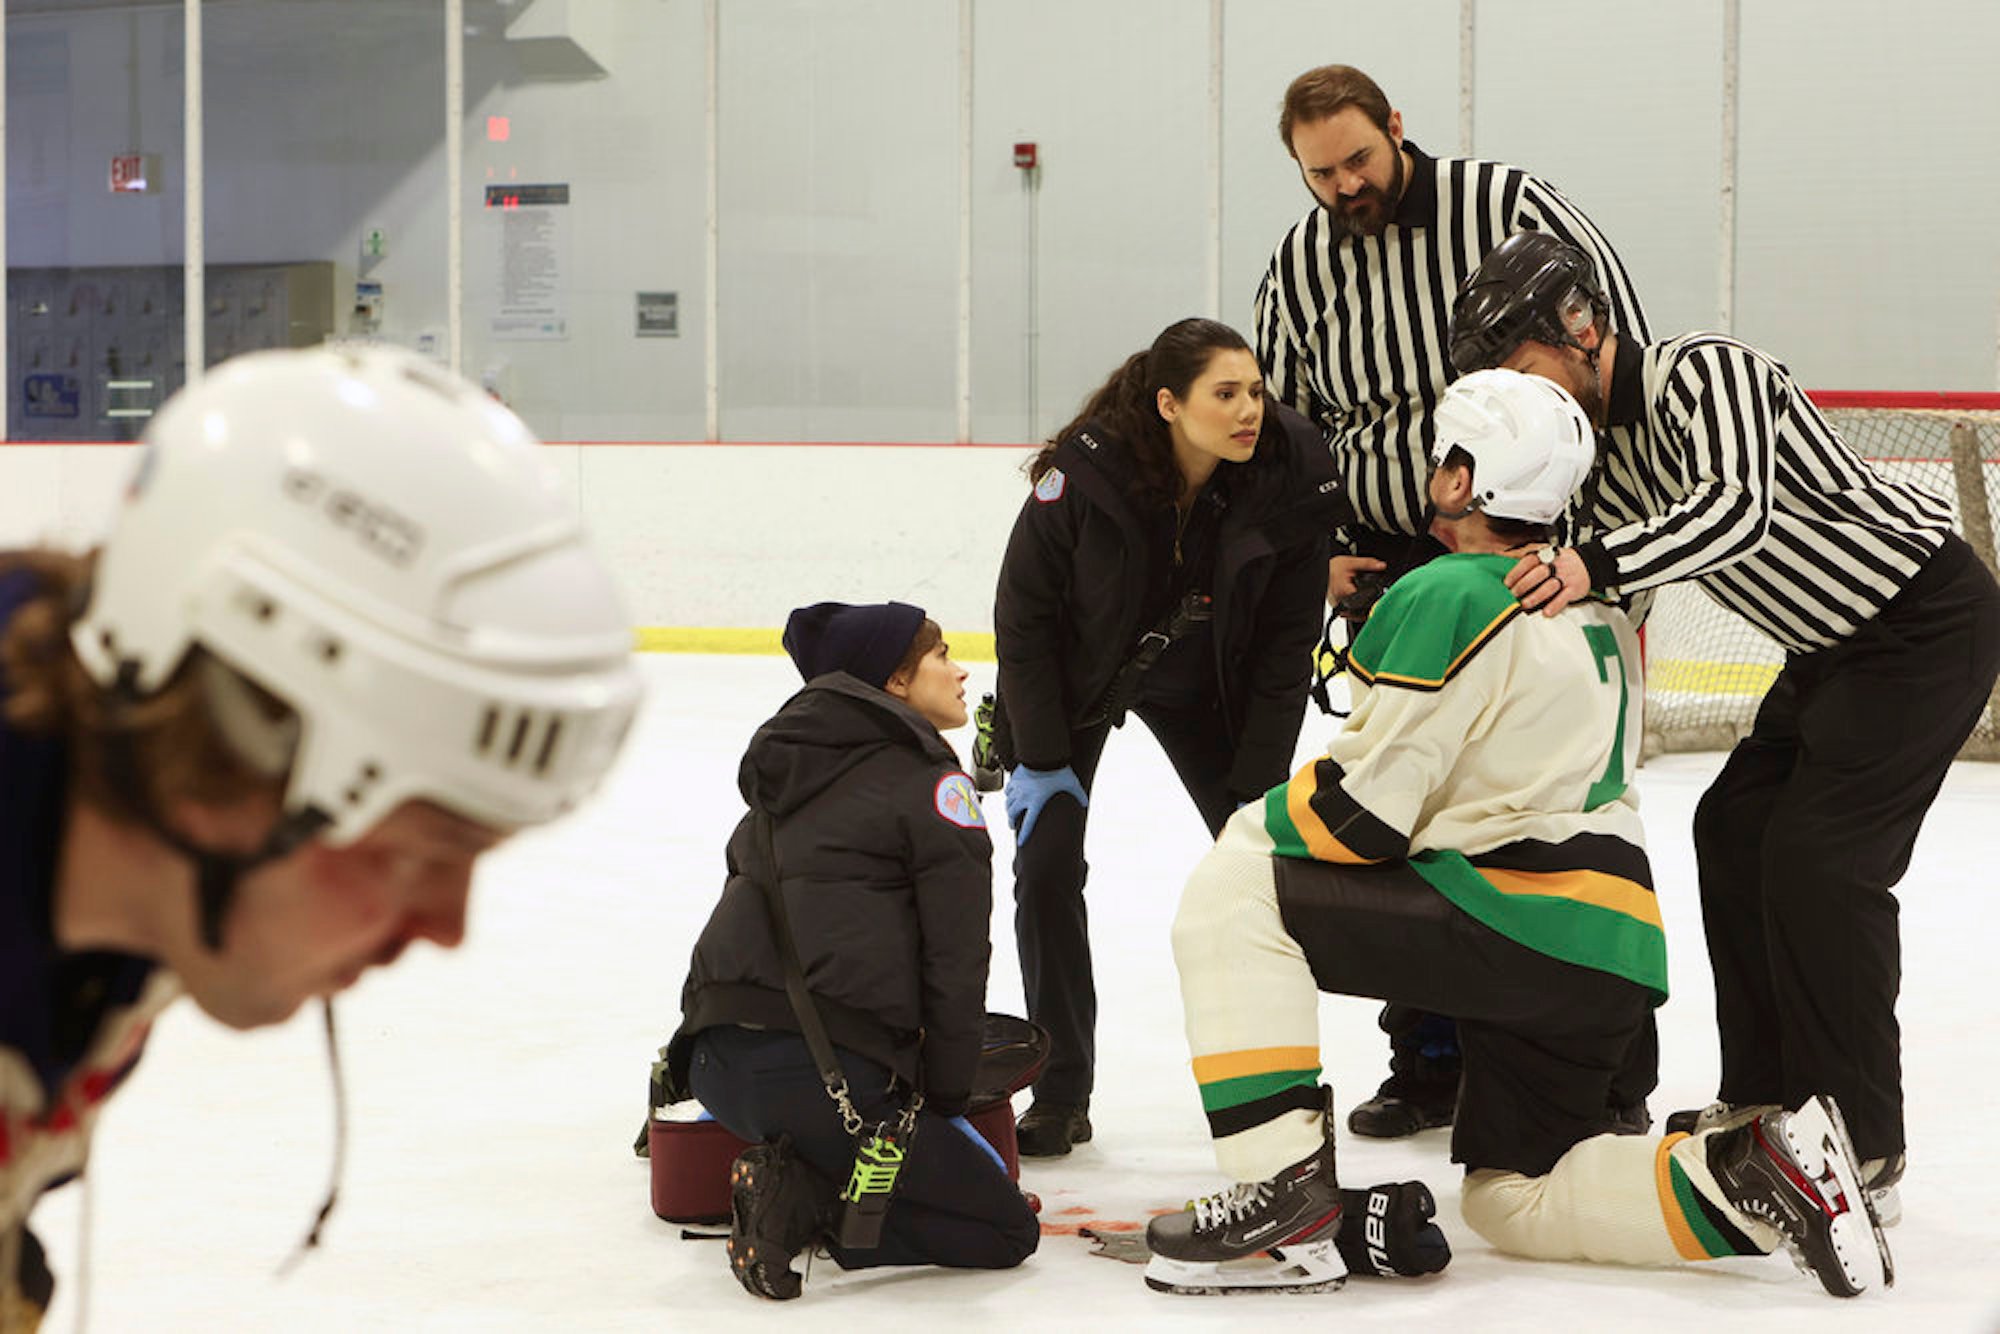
[1775, 1096, 1895, 1296]
[1143, 1235, 1346, 1295]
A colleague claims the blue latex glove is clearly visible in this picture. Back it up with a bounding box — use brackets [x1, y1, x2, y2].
[1004, 764, 1087, 847]
[949, 1114, 1007, 1172]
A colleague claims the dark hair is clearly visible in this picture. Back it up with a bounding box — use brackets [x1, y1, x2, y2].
[1280, 64, 1393, 152]
[1030, 318, 1255, 506]
[0, 550, 286, 825]
[1436, 447, 1548, 544]
[887, 618, 943, 686]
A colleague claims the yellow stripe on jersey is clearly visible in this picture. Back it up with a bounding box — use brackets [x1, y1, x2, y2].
[1349, 602, 1519, 690]
[1283, 763, 1377, 863]
[1654, 1133, 1709, 1261]
[1477, 866, 1663, 929]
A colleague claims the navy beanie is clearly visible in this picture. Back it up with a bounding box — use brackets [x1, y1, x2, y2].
[781, 600, 927, 689]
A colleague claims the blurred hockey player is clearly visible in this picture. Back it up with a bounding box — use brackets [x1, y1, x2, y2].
[0, 346, 641, 1330]
[1146, 369, 1891, 1299]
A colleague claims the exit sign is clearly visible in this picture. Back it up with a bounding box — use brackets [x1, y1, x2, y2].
[109, 153, 157, 194]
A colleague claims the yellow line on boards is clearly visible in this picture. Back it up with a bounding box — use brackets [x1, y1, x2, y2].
[1645, 657, 1781, 697]
[634, 628, 998, 662]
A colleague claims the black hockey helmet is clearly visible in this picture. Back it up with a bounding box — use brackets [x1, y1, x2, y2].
[1449, 231, 1608, 373]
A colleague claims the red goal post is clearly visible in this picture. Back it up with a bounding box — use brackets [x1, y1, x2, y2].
[1639, 390, 2000, 761]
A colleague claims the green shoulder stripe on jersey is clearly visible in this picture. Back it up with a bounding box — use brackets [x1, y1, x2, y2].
[1349, 553, 1521, 692]
[1411, 847, 1668, 999]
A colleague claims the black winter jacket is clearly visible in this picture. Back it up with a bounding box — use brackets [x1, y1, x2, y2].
[666, 674, 993, 1116]
[993, 401, 1349, 801]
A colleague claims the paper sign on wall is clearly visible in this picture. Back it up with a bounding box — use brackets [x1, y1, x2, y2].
[486, 183, 570, 341]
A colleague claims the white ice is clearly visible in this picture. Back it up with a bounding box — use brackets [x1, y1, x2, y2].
[34, 653, 2000, 1331]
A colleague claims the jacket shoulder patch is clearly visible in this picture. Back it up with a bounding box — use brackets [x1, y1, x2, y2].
[1033, 468, 1066, 503]
[933, 772, 987, 829]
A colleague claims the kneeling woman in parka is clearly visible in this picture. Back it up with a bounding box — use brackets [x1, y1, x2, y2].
[665, 601, 1037, 1300]
[994, 317, 1349, 1156]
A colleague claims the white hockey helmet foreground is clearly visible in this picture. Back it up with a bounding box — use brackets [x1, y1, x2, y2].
[1429, 368, 1596, 525]
[72, 344, 642, 843]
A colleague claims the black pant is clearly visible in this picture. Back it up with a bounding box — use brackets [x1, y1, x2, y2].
[687, 1026, 1038, 1271]
[1274, 857, 1655, 1178]
[1013, 698, 1240, 1104]
[1692, 534, 2000, 1162]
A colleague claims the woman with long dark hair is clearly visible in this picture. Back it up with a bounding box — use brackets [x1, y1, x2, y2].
[993, 317, 1347, 1155]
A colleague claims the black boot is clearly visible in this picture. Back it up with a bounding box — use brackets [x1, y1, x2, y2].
[725, 1137, 836, 1301]
[1347, 1008, 1459, 1139]
[1016, 1100, 1092, 1157]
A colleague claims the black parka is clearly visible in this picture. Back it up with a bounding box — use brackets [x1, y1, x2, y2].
[666, 674, 992, 1116]
[993, 401, 1349, 801]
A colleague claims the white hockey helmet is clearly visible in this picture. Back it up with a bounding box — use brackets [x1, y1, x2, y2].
[72, 344, 642, 844]
[1429, 368, 1596, 524]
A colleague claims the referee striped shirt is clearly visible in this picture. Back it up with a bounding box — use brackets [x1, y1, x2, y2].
[1579, 333, 1954, 653]
[1255, 139, 1649, 540]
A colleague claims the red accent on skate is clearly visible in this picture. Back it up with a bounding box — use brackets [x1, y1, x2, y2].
[1279, 1205, 1343, 1247]
[1751, 1119, 1845, 1219]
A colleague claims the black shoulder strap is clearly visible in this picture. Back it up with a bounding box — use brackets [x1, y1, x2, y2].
[749, 804, 850, 1101]
[1081, 590, 1214, 727]
[752, 804, 924, 1128]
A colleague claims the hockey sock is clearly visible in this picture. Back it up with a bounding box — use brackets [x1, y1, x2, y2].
[1463, 1130, 1768, 1266]
[1171, 841, 1327, 1181]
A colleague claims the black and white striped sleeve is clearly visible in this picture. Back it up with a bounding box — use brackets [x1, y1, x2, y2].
[1254, 222, 1341, 433]
[1579, 342, 1777, 593]
[1513, 178, 1651, 343]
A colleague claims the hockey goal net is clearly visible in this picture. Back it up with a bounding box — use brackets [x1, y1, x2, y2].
[1641, 391, 2000, 761]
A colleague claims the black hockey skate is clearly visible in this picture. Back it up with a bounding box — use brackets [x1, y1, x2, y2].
[1145, 1090, 1345, 1294]
[1705, 1096, 1893, 1298]
[725, 1138, 834, 1301]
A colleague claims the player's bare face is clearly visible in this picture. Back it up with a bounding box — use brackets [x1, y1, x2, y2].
[1161, 347, 1265, 472]
[174, 801, 504, 1029]
[887, 641, 971, 732]
[1291, 107, 1407, 238]
[1504, 340, 1606, 427]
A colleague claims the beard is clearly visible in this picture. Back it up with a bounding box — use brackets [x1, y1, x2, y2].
[1559, 351, 1607, 427]
[1326, 145, 1407, 239]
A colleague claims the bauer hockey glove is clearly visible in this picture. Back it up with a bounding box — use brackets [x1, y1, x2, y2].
[1336, 1181, 1452, 1278]
[1004, 765, 1087, 847]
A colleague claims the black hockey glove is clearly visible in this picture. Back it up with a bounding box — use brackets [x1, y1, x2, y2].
[1336, 1181, 1451, 1277]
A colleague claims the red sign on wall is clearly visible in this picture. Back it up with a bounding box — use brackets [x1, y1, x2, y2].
[109, 153, 154, 194]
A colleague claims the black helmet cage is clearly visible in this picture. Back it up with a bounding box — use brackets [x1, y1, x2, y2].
[1448, 237, 1609, 373]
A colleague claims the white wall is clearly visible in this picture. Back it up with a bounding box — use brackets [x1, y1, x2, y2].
[0, 442, 1031, 635]
[12, 0, 2000, 446]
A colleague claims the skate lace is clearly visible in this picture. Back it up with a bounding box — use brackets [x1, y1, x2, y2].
[1192, 1181, 1273, 1233]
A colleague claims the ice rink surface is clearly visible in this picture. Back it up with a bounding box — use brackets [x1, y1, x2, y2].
[34, 653, 2000, 1331]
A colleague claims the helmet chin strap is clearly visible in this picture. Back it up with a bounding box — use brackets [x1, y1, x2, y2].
[100, 660, 329, 952]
